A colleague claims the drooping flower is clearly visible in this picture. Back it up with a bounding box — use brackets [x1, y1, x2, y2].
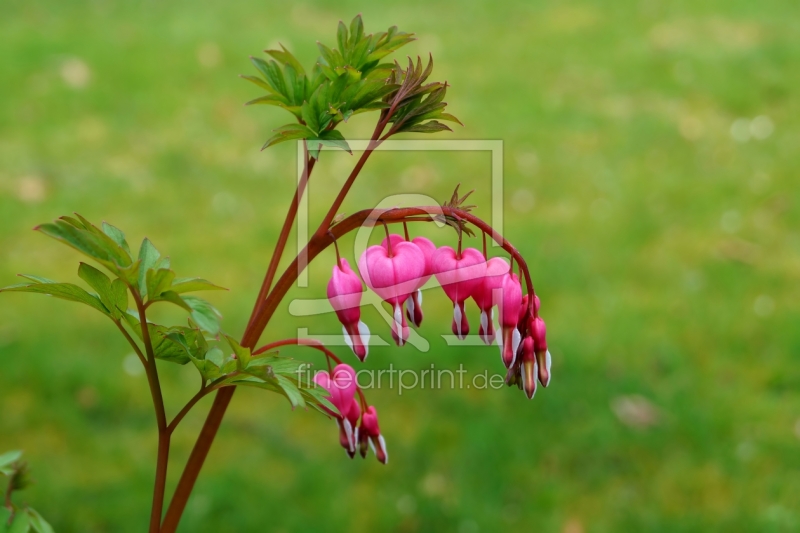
[314, 364, 360, 457]
[470, 257, 510, 345]
[519, 336, 537, 399]
[358, 240, 426, 346]
[405, 237, 436, 328]
[529, 315, 551, 387]
[327, 258, 370, 361]
[380, 234, 436, 328]
[498, 272, 523, 368]
[432, 247, 486, 340]
[357, 405, 388, 464]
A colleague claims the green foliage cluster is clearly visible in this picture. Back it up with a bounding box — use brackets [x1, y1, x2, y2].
[243, 15, 460, 156]
[0, 215, 331, 413]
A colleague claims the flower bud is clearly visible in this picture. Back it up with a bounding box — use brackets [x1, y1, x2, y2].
[519, 336, 538, 399]
[360, 406, 388, 464]
[498, 273, 522, 368]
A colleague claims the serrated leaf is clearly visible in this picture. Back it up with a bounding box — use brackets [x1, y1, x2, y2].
[1, 279, 109, 316]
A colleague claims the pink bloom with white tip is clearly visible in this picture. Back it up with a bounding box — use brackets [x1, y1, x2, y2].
[358, 240, 426, 346]
[498, 272, 523, 368]
[379, 234, 435, 328]
[529, 315, 551, 387]
[470, 257, 510, 345]
[358, 405, 388, 464]
[432, 247, 486, 340]
[314, 364, 360, 457]
[406, 236, 436, 328]
[327, 258, 370, 361]
[519, 336, 538, 399]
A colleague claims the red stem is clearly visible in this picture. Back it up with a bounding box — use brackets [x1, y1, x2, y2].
[245, 142, 316, 333]
[253, 206, 535, 342]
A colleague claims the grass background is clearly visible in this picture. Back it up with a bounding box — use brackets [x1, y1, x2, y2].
[2, 0, 799, 531]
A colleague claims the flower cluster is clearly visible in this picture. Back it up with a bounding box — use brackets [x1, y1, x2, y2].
[320, 225, 552, 461]
[314, 364, 388, 464]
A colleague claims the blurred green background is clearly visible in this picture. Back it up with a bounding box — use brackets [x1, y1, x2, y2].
[2, 0, 799, 531]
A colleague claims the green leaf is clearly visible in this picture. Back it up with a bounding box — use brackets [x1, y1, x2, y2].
[35, 218, 132, 274]
[0, 450, 22, 474]
[401, 120, 453, 133]
[224, 334, 251, 370]
[308, 129, 352, 159]
[181, 296, 221, 336]
[205, 347, 224, 368]
[136, 238, 161, 297]
[250, 57, 287, 97]
[247, 355, 305, 375]
[169, 278, 227, 294]
[26, 508, 54, 533]
[101, 221, 132, 256]
[275, 375, 306, 408]
[1, 279, 109, 317]
[239, 74, 274, 92]
[244, 94, 289, 106]
[7, 511, 30, 533]
[0, 507, 12, 529]
[265, 44, 306, 77]
[110, 279, 128, 318]
[151, 325, 192, 364]
[146, 268, 175, 300]
[78, 263, 125, 319]
[261, 124, 316, 151]
[152, 290, 192, 311]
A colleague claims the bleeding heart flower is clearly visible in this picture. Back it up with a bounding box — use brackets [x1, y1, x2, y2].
[358, 240, 426, 346]
[432, 247, 486, 340]
[470, 257, 510, 345]
[517, 294, 541, 331]
[529, 316, 551, 387]
[357, 405, 388, 464]
[327, 258, 370, 361]
[519, 336, 537, 399]
[314, 364, 360, 456]
[405, 237, 435, 328]
[498, 272, 523, 368]
[379, 234, 434, 328]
